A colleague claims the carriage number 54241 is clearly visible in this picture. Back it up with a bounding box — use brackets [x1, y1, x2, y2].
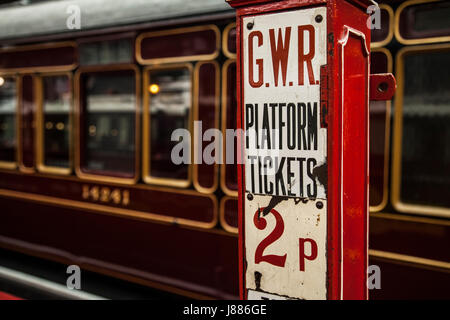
[82, 185, 130, 206]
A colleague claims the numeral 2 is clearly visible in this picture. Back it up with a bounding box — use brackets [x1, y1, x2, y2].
[253, 208, 287, 267]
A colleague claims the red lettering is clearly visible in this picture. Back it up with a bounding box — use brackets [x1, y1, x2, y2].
[254, 208, 287, 267]
[269, 27, 291, 87]
[299, 238, 318, 271]
[298, 25, 316, 86]
[248, 31, 264, 88]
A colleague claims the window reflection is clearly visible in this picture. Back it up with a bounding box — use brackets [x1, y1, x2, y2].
[81, 69, 136, 177]
[147, 67, 191, 181]
[42, 75, 71, 169]
[0, 77, 16, 164]
[400, 49, 450, 208]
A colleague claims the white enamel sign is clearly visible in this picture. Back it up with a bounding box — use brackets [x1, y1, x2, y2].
[243, 7, 328, 300]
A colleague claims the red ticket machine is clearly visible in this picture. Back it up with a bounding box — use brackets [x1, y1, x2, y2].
[225, 0, 396, 300]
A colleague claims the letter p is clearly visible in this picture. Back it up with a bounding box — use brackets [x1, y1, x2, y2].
[299, 238, 318, 271]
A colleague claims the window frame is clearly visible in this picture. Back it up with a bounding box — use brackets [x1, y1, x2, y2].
[142, 63, 193, 188]
[35, 72, 73, 175]
[395, 0, 450, 45]
[74, 64, 141, 185]
[220, 59, 238, 197]
[219, 195, 238, 234]
[392, 43, 450, 218]
[0, 73, 19, 170]
[192, 60, 220, 194]
[222, 23, 236, 59]
[0, 41, 77, 73]
[17, 74, 36, 174]
[369, 48, 392, 213]
[371, 4, 394, 49]
[136, 25, 220, 65]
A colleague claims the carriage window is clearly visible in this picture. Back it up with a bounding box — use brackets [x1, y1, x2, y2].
[79, 38, 133, 66]
[398, 1, 450, 43]
[79, 69, 136, 179]
[0, 76, 17, 166]
[398, 48, 450, 209]
[144, 66, 191, 185]
[222, 61, 238, 196]
[40, 75, 71, 171]
[223, 23, 236, 58]
[137, 25, 219, 64]
[371, 5, 393, 46]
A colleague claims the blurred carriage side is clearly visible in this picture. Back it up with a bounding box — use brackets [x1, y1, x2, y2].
[0, 0, 448, 299]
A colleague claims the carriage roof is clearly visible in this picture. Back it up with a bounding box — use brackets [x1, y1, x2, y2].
[0, 0, 233, 44]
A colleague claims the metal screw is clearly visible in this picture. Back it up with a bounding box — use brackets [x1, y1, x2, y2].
[315, 15, 323, 23]
[247, 193, 254, 201]
[247, 22, 254, 30]
[316, 201, 324, 209]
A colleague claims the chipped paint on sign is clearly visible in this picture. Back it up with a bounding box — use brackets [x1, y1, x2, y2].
[245, 196, 327, 299]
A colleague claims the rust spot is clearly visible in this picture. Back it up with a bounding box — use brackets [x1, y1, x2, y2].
[313, 159, 328, 195]
[254, 271, 262, 290]
[316, 213, 321, 226]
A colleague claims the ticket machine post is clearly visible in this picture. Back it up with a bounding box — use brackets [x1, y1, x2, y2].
[225, 0, 396, 300]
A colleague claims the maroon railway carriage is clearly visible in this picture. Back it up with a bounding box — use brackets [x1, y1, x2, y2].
[0, 0, 449, 299]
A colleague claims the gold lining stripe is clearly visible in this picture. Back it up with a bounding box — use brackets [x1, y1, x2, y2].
[371, 4, 394, 48]
[142, 63, 193, 188]
[136, 25, 221, 65]
[0, 167, 221, 231]
[222, 23, 237, 59]
[369, 249, 450, 271]
[74, 64, 141, 185]
[0, 164, 221, 231]
[369, 48, 392, 213]
[391, 43, 450, 219]
[0, 187, 218, 229]
[192, 61, 220, 194]
[394, 0, 450, 45]
[0, 161, 16, 170]
[371, 212, 450, 226]
[220, 59, 238, 197]
[0, 166, 204, 195]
